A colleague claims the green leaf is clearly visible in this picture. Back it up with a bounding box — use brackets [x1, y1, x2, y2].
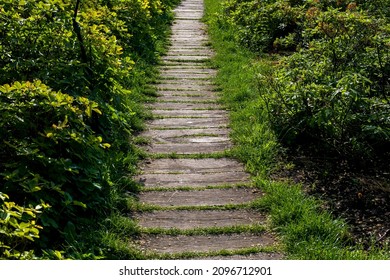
[30, 186, 42, 192]
[9, 217, 19, 228]
[73, 201, 87, 209]
[40, 216, 59, 229]
[0, 193, 10, 201]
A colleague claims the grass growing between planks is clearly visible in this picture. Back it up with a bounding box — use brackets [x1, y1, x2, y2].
[203, 0, 390, 260]
[144, 245, 279, 260]
[139, 224, 268, 236]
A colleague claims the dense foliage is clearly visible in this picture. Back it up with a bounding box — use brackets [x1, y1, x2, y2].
[0, 0, 178, 259]
[221, 0, 390, 161]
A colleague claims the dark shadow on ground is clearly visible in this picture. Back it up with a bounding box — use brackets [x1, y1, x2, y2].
[272, 147, 390, 250]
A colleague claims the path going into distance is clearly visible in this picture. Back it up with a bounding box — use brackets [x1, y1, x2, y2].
[134, 0, 282, 259]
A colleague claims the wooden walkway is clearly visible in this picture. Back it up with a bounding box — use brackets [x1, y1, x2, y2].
[134, 0, 282, 259]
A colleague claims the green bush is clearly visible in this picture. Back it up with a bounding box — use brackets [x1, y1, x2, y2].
[0, 0, 174, 140]
[0, 192, 49, 259]
[0, 81, 110, 250]
[260, 8, 390, 159]
[222, 0, 304, 52]
[221, 0, 390, 53]
[353, 0, 390, 19]
[219, 0, 390, 160]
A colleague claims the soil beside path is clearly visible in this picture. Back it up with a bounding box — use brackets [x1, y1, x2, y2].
[133, 0, 283, 259]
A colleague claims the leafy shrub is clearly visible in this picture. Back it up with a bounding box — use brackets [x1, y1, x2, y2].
[0, 192, 48, 259]
[0, 81, 111, 249]
[103, 0, 172, 61]
[259, 8, 390, 159]
[0, 0, 173, 141]
[219, 0, 390, 160]
[352, 0, 390, 19]
[221, 0, 390, 53]
[222, 0, 303, 52]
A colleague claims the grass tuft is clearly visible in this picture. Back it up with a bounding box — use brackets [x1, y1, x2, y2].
[147, 245, 281, 259]
[139, 224, 267, 236]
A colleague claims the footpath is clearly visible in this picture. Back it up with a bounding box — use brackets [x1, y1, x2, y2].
[134, 0, 282, 259]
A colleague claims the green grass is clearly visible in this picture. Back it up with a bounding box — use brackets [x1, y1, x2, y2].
[150, 133, 223, 139]
[139, 224, 267, 236]
[157, 93, 216, 98]
[255, 179, 390, 259]
[147, 107, 225, 111]
[148, 150, 232, 159]
[203, 0, 390, 260]
[161, 58, 212, 63]
[158, 77, 213, 81]
[139, 184, 253, 192]
[143, 245, 280, 260]
[133, 136, 152, 145]
[151, 115, 220, 119]
[154, 99, 219, 104]
[136, 202, 253, 212]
